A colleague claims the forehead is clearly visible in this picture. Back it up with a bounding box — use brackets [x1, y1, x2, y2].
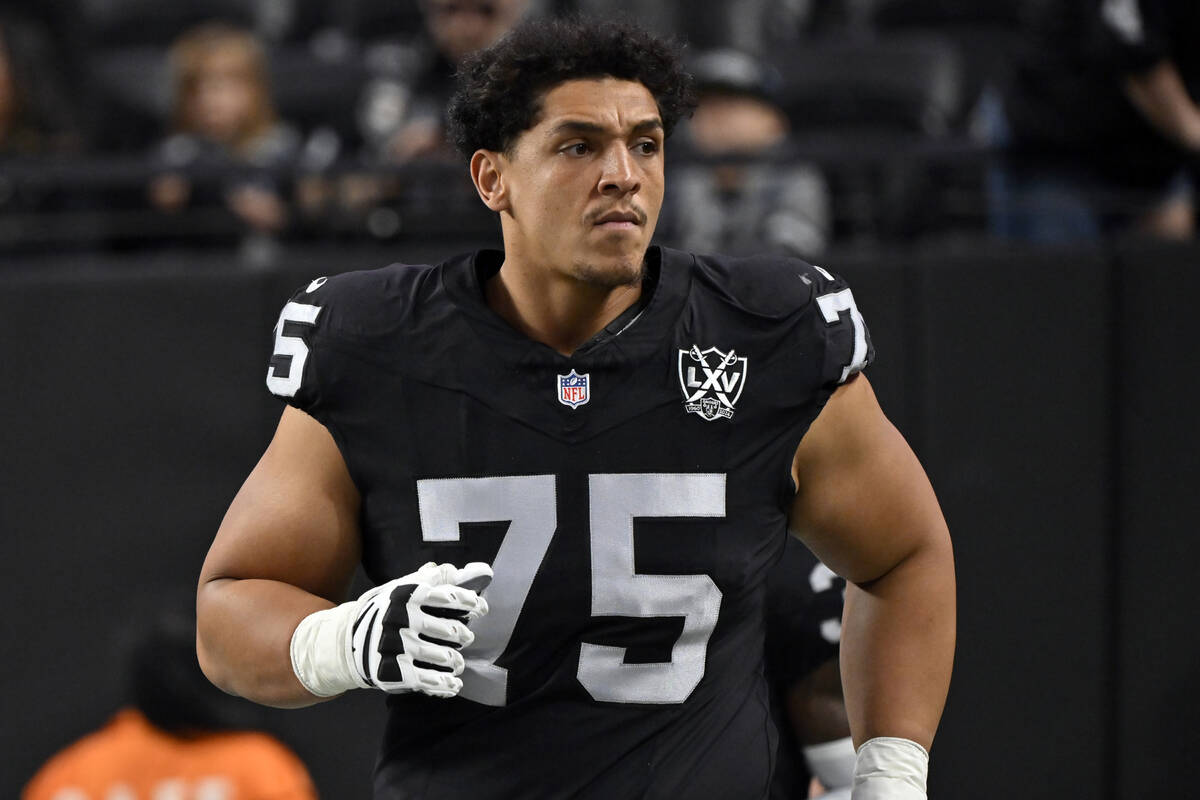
[533, 78, 661, 133]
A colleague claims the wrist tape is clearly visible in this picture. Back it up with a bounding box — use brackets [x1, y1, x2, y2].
[852, 736, 929, 800]
[289, 601, 367, 697]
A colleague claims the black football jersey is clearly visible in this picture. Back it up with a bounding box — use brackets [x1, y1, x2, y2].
[265, 246, 873, 800]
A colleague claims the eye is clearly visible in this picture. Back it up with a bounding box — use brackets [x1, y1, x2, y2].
[562, 142, 590, 156]
[634, 140, 660, 156]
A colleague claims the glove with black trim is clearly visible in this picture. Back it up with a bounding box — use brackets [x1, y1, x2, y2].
[291, 561, 492, 699]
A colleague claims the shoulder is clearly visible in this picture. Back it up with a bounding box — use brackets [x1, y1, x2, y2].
[22, 712, 142, 797]
[282, 260, 444, 341]
[682, 247, 851, 319]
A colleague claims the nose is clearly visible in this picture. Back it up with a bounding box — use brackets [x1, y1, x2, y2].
[598, 145, 640, 197]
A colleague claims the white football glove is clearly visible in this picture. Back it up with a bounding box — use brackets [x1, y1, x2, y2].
[291, 561, 492, 699]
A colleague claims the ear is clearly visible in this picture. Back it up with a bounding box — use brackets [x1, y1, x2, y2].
[470, 150, 511, 213]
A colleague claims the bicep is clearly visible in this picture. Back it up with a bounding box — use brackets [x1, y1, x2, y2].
[789, 374, 948, 585]
[199, 405, 362, 602]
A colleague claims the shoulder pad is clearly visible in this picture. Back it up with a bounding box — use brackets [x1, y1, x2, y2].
[290, 263, 437, 340]
[690, 251, 829, 318]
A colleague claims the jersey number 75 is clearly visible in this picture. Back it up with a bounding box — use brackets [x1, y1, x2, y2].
[417, 473, 725, 707]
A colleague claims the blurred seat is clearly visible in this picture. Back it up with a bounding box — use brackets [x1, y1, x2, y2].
[866, 0, 1026, 125]
[79, 0, 336, 48]
[269, 47, 368, 143]
[87, 46, 172, 152]
[771, 33, 982, 242]
[340, 0, 425, 46]
[79, 0, 256, 48]
[776, 33, 966, 137]
[869, 0, 1023, 28]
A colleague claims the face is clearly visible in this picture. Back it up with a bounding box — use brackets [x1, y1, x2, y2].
[186, 47, 258, 142]
[423, 0, 527, 62]
[482, 78, 666, 289]
[690, 92, 787, 156]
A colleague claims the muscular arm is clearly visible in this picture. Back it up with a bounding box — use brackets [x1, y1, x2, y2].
[789, 375, 955, 750]
[197, 406, 362, 708]
[1123, 59, 1200, 152]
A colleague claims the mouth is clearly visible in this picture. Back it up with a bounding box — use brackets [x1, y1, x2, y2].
[592, 209, 645, 231]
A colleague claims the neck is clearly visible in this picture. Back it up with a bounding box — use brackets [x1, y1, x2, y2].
[484, 255, 644, 356]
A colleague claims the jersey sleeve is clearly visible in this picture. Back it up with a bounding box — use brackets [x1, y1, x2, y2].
[799, 262, 874, 388]
[265, 275, 336, 415]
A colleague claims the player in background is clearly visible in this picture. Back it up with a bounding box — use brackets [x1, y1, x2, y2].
[24, 606, 315, 800]
[197, 17, 955, 800]
[767, 536, 855, 799]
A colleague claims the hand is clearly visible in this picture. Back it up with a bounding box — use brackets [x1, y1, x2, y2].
[227, 184, 289, 232]
[349, 562, 492, 697]
[149, 174, 190, 211]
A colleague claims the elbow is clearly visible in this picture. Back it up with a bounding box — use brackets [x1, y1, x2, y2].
[194, 576, 241, 698]
[195, 629, 239, 698]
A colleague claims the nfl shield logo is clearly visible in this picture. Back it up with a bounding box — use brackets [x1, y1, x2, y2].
[558, 369, 590, 409]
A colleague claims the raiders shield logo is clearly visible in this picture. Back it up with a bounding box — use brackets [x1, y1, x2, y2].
[677, 345, 748, 421]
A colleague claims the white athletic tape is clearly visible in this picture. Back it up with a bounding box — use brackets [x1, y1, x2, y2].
[852, 737, 929, 799]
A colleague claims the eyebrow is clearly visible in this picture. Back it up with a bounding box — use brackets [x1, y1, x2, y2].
[545, 118, 664, 139]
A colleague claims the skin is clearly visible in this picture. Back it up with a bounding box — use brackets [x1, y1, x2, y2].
[470, 78, 665, 355]
[1121, 60, 1199, 238]
[186, 47, 260, 145]
[197, 79, 955, 762]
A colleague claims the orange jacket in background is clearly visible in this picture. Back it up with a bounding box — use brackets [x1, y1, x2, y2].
[23, 708, 317, 800]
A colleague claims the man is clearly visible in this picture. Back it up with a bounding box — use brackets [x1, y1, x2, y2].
[197, 17, 954, 800]
[25, 607, 316, 800]
[987, 0, 1200, 240]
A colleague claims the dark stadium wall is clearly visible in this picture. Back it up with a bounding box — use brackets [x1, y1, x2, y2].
[1, 240, 1195, 799]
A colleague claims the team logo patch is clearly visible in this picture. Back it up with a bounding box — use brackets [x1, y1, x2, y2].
[558, 369, 590, 409]
[678, 345, 748, 421]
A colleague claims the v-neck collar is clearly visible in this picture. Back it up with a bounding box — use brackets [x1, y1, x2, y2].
[441, 245, 691, 369]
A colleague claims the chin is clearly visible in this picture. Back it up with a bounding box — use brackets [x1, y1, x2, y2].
[572, 250, 647, 289]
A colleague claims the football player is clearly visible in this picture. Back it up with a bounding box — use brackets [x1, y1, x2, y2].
[766, 536, 854, 799]
[197, 17, 954, 800]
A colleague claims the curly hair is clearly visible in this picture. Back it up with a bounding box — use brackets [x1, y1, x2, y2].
[446, 17, 695, 159]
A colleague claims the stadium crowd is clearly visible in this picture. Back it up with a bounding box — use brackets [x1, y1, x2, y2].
[3, 0, 1198, 264]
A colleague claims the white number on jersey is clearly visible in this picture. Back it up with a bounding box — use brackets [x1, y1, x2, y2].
[416, 473, 726, 706]
[266, 302, 321, 398]
[815, 287, 869, 383]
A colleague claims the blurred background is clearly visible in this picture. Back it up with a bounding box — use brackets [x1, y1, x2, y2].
[1, 0, 1196, 797]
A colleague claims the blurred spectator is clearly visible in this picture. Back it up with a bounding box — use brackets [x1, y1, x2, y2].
[0, 12, 81, 157]
[22, 605, 317, 800]
[664, 49, 830, 259]
[297, 0, 536, 240]
[357, 0, 536, 165]
[0, 12, 87, 239]
[149, 23, 301, 237]
[765, 537, 854, 800]
[981, 0, 1200, 242]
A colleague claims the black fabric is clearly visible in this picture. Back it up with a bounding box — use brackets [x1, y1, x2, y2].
[1002, 0, 1200, 181]
[764, 537, 846, 799]
[267, 245, 873, 799]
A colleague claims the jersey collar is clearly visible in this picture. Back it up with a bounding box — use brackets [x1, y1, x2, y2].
[441, 245, 691, 369]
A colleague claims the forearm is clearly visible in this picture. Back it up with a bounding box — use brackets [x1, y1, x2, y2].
[1123, 60, 1200, 151]
[196, 576, 336, 708]
[839, 532, 955, 751]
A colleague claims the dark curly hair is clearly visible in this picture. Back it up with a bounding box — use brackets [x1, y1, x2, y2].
[446, 17, 695, 159]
